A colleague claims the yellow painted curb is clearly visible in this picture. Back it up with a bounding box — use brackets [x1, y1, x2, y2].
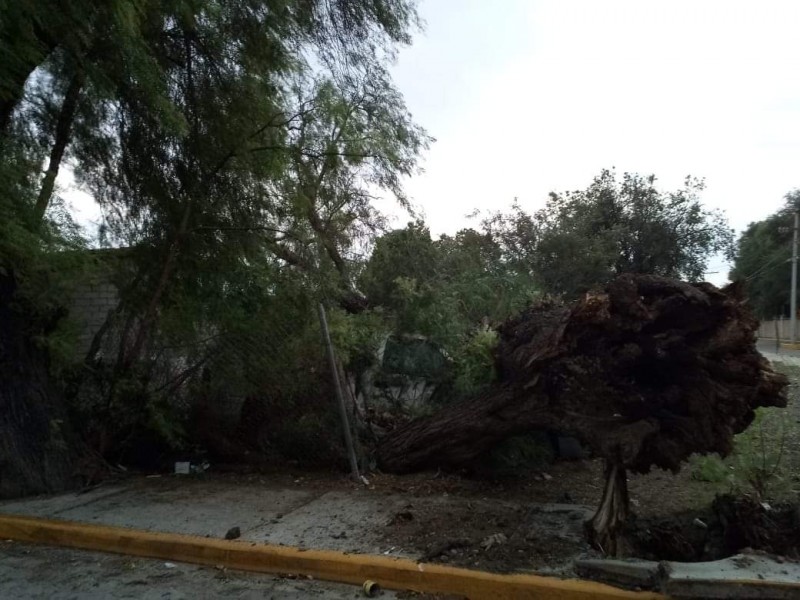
[0, 514, 664, 600]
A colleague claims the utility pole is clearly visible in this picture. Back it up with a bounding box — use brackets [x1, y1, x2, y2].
[792, 211, 799, 343]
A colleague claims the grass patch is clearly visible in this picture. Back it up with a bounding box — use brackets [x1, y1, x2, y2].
[689, 362, 800, 502]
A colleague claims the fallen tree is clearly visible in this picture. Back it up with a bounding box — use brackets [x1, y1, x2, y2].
[376, 274, 788, 555]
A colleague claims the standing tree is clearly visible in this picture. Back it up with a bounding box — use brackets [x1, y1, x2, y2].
[483, 170, 735, 298]
[1, 0, 428, 476]
[360, 222, 538, 341]
[729, 190, 800, 318]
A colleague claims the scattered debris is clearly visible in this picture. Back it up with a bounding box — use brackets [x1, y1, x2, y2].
[362, 580, 381, 597]
[388, 510, 414, 525]
[480, 533, 508, 551]
[579, 553, 800, 598]
[163, 562, 176, 569]
[191, 461, 210, 474]
[421, 539, 471, 562]
[557, 492, 574, 504]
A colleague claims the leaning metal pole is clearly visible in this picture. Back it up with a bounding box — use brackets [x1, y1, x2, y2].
[792, 211, 798, 343]
[318, 303, 361, 482]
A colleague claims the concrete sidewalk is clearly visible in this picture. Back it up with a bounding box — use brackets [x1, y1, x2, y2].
[0, 477, 418, 557]
[0, 477, 416, 599]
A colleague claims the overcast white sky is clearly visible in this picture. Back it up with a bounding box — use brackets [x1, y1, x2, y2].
[66, 0, 800, 285]
[386, 0, 800, 284]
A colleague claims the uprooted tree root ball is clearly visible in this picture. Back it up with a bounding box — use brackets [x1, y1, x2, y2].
[376, 274, 788, 556]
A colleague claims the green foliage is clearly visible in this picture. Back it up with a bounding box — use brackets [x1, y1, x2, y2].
[0, 135, 92, 380]
[449, 328, 498, 396]
[361, 222, 538, 339]
[358, 220, 540, 402]
[689, 454, 731, 484]
[145, 393, 188, 452]
[729, 190, 800, 318]
[325, 306, 387, 369]
[484, 170, 734, 298]
[360, 221, 440, 314]
[1, 0, 428, 464]
[689, 407, 792, 501]
[437, 227, 538, 326]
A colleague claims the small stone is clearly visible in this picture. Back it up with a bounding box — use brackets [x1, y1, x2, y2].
[541, 473, 553, 481]
[480, 533, 508, 550]
[225, 526, 241, 540]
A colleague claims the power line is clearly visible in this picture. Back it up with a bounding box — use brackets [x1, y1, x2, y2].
[744, 253, 790, 282]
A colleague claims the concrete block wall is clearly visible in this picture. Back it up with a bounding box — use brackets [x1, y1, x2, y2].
[758, 318, 791, 340]
[68, 278, 119, 354]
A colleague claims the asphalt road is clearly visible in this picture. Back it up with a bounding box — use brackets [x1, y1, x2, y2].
[758, 339, 800, 360]
[0, 540, 382, 600]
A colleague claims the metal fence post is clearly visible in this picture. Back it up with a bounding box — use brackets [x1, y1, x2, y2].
[317, 303, 361, 482]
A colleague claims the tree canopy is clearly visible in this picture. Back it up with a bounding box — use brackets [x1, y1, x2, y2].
[483, 170, 734, 298]
[1, 0, 429, 365]
[729, 190, 800, 318]
[0, 0, 429, 475]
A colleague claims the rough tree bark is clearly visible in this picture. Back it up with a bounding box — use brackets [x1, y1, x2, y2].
[376, 274, 788, 555]
[33, 69, 85, 223]
[587, 461, 631, 556]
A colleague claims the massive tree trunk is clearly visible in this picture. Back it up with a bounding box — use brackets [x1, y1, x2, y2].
[33, 70, 85, 223]
[376, 383, 551, 472]
[376, 274, 788, 554]
[586, 461, 630, 557]
[0, 271, 89, 498]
